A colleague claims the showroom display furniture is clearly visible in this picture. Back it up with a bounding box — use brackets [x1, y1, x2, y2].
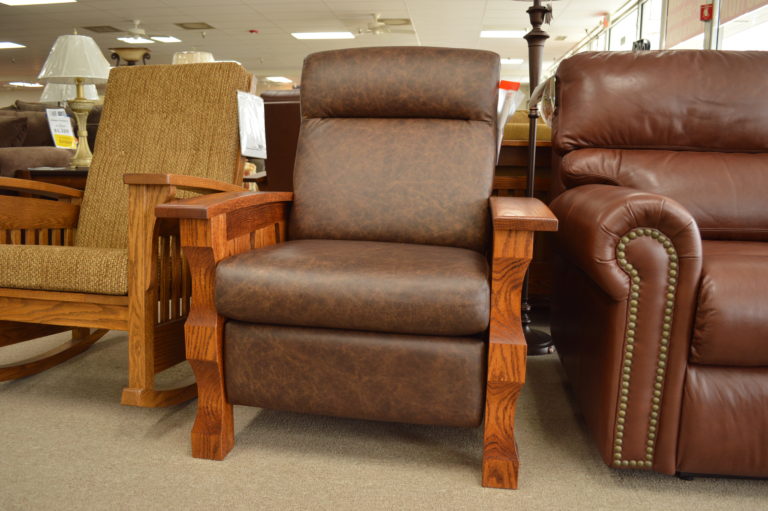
[549, 50, 768, 478]
[0, 108, 73, 177]
[260, 89, 300, 192]
[0, 62, 251, 407]
[158, 47, 557, 489]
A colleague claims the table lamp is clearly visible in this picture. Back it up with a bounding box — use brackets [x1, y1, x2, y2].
[38, 33, 111, 168]
[40, 83, 98, 105]
[512, 0, 562, 355]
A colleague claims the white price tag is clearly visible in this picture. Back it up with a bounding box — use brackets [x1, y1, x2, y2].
[237, 91, 267, 159]
[45, 108, 77, 149]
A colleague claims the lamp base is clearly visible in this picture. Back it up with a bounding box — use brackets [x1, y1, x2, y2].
[525, 325, 555, 355]
[67, 96, 95, 169]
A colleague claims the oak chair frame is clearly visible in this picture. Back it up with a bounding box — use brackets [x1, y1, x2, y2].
[0, 173, 244, 407]
[157, 191, 557, 489]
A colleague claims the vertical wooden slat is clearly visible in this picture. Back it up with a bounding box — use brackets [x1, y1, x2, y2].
[10, 229, 21, 245]
[63, 228, 74, 246]
[0, 230, 6, 244]
[23, 229, 36, 245]
[51, 229, 61, 245]
[39, 229, 49, 246]
[171, 235, 182, 319]
[181, 254, 191, 316]
[159, 235, 170, 323]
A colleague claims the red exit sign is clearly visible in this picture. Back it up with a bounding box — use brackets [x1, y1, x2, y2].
[700, 4, 713, 21]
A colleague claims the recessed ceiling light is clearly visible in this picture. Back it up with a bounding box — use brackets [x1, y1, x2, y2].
[82, 25, 121, 33]
[1, 0, 75, 4]
[0, 42, 25, 49]
[555, 35, 567, 41]
[8, 81, 43, 87]
[151, 36, 181, 43]
[501, 58, 524, 65]
[291, 32, 355, 40]
[266, 76, 292, 83]
[481, 30, 526, 38]
[175, 22, 215, 30]
[117, 36, 154, 44]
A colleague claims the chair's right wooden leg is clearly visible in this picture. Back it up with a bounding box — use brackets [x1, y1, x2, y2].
[482, 343, 526, 489]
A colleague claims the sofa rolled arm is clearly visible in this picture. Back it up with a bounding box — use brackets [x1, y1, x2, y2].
[550, 184, 702, 301]
[551, 183, 704, 472]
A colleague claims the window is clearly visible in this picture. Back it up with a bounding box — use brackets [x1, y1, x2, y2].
[608, 9, 639, 50]
[640, 0, 663, 49]
[721, 4, 768, 51]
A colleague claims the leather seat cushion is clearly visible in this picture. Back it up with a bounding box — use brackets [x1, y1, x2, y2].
[691, 241, 768, 366]
[215, 239, 490, 336]
[224, 322, 487, 427]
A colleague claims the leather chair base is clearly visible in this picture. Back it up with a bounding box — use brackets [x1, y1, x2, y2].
[224, 322, 487, 428]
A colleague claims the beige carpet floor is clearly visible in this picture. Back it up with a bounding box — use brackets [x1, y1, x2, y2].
[1, 330, 766, 510]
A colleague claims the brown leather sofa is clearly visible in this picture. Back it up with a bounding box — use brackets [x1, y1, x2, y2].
[159, 46, 557, 489]
[549, 50, 768, 478]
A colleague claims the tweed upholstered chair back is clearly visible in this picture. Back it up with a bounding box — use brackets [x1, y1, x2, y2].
[289, 47, 499, 253]
[76, 63, 251, 249]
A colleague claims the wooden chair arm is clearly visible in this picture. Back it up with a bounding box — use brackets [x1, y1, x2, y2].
[490, 196, 558, 232]
[123, 173, 245, 194]
[155, 190, 293, 220]
[0, 176, 84, 199]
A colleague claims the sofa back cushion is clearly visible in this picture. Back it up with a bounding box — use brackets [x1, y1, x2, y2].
[554, 50, 768, 241]
[289, 47, 499, 252]
[0, 117, 27, 147]
[0, 110, 54, 146]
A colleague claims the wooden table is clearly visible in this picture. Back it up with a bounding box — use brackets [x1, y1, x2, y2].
[15, 168, 88, 191]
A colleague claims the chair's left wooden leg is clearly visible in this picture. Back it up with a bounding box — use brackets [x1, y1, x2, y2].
[482, 230, 532, 489]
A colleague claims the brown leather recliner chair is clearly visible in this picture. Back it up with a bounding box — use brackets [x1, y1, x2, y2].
[159, 47, 557, 489]
[549, 50, 768, 478]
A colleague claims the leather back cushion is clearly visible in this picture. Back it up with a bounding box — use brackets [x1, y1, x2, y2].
[290, 47, 499, 251]
[554, 50, 768, 241]
[554, 50, 768, 154]
[561, 148, 768, 240]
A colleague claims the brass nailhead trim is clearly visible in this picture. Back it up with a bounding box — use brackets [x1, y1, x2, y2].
[611, 227, 677, 470]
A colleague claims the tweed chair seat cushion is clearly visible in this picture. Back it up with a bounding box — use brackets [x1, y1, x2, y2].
[0, 244, 127, 295]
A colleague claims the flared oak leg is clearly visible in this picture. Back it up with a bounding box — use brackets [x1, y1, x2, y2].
[482, 229, 533, 489]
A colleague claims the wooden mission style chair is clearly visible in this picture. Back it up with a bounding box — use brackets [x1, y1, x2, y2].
[0, 63, 251, 407]
[158, 47, 557, 489]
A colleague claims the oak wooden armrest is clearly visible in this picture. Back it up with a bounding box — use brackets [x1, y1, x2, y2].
[490, 196, 558, 232]
[155, 190, 293, 220]
[123, 173, 245, 194]
[0, 176, 83, 199]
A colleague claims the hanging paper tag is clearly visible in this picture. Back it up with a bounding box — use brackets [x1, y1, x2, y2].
[237, 91, 267, 159]
[46, 108, 77, 149]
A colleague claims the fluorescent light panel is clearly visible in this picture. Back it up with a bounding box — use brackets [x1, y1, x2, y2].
[266, 76, 292, 83]
[501, 58, 524, 65]
[1, 0, 76, 4]
[0, 42, 26, 49]
[117, 36, 154, 44]
[151, 36, 181, 43]
[9, 81, 43, 87]
[291, 32, 354, 40]
[481, 30, 526, 38]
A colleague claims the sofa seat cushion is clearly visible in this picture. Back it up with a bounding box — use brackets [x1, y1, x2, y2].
[691, 241, 768, 366]
[0, 244, 127, 295]
[215, 239, 490, 336]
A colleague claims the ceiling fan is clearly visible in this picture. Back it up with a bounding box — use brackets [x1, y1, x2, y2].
[356, 13, 415, 36]
[117, 20, 181, 44]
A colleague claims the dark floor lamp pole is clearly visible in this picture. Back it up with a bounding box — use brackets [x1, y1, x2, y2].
[517, 0, 556, 355]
